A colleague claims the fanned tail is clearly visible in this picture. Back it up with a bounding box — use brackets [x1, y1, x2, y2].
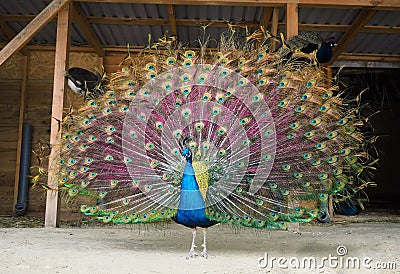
[50, 30, 376, 228]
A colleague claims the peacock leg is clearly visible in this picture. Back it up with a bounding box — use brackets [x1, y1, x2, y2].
[200, 228, 208, 258]
[186, 228, 197, 259]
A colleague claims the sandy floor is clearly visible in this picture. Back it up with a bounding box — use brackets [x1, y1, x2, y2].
[0, 221, 399, 274]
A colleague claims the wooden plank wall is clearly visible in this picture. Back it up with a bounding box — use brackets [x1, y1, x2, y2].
[0, 55, 23, 214]
[0, 50, 103, 217]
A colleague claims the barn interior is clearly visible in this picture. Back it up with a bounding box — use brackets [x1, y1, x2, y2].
[0, 0, 399, 226]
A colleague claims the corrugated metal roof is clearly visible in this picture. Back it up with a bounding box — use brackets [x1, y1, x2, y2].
[92, 24, 170, 46]
[0, 0, 47, 15]
[5, 21, 88, 45]
[177, 26, 246, 48]
[0, 0, 399, 59]
[347, 33, 400, 54]
[368, 10, 400, 26]
[174, 5, 263, 21]
[299, 8, 359, 25]
[80, 2, 169, 19]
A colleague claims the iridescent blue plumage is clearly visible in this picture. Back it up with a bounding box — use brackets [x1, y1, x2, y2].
[171, 146, 217, 258]
[173, 147, 216, 228]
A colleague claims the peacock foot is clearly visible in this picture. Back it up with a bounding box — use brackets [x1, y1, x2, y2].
[200, 244, 208, 258]
[186, 250, 198, 259]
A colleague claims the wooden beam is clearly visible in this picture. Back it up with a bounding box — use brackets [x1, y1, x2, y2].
[13, 56, 29, 213]
[0, 19, 29, 56]
[45, 2, 71, 228]
[299, 0, 400, 8]
[91, 16, 168, 26]
[3, 14, 400, 34]
[338, 53, 400, 62]
[285, 3, 298, 39]
[269, 7, 279, 52]
[0, 0, 72, 67]
[89, 17, 261, 28]
[299, 23, 400, 34]
[76, 0, 286, 6]
[363, 25, 400, 34]
[168, 4, 177, 37]
[75, 0, 400, 8]
[72, 2, 104, 56]
[260, 7, 273, 29]
[1, 43, 397, 63]
[327, 8, 377, 66]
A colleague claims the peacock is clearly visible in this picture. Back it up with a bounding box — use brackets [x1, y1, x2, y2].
[50, 31, 375, 258]
[277, 31, 336, 64]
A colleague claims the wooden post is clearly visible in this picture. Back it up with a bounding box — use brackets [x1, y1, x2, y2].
[45, 3, 71, 228]
[285, 3, 299, 231]
[269, 7, 279, 52]
[285, 3, 298, 39]
[13, 55, 29, 213]
[260, 7, 273, 29]
[168, 4, 177, 37]
[324, 66, 335, 222]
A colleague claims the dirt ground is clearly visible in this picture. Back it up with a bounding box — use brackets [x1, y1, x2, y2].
[0, 212, 399, 274]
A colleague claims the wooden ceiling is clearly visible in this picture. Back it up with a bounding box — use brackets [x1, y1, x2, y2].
[0, 0, 400, 67]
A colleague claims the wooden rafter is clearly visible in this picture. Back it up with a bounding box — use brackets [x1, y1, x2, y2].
[338, 53, 400, 62]
[74, 0, 400, 9]
[0, 0, 72, 67]
[168, 4, 178, 37]
[72, 2, 104, 56]
[0, 19, 29, 56]
[45, 2, 72, 228]
[285, 3, 298, 39]
[0, 43, 396, 64]
[298, 24, 400, 34]
[2, 14, 400, 34]
[327, 8, 377, 65]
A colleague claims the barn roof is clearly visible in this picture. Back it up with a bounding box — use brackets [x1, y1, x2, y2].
[0, 0, 399, 67]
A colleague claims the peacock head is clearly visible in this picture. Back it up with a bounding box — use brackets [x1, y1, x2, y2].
[326, 39, 337, 48]
[181, 137, 193, 162]
[181, 147, 192, 162]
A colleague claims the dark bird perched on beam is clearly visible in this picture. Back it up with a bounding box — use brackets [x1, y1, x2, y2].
[277, 32, 336, 64]
[316, 40, 337, 64]
[65, 67, 105, 99]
